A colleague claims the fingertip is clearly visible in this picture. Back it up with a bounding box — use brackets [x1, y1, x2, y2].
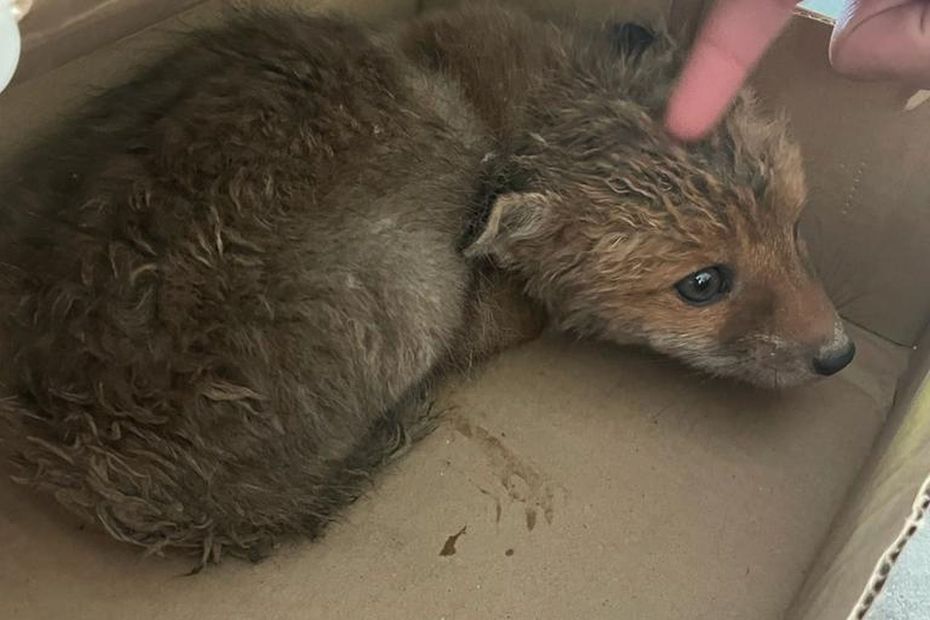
[663, 55, 737, 143]
[664, 91, 713, 142]
[664, 0, 799, 141]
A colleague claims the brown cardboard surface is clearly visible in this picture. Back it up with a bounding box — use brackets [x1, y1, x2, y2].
[0, 325, 909, 620]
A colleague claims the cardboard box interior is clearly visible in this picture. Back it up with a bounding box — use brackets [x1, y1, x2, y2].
[1, 1, 928, 619]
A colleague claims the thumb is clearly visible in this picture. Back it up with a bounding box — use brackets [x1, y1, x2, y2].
[830, 0, 930, 86]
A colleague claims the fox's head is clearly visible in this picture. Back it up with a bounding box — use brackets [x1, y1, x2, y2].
[467, 22, 853, 388]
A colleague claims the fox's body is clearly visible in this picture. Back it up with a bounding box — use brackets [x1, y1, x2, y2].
[0, 4, 852, 562]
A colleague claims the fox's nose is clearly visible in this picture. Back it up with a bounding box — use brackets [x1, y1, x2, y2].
[812, 341, 856, 376]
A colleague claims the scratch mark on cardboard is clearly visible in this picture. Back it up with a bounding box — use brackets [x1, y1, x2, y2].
[451, 415, 557, 530]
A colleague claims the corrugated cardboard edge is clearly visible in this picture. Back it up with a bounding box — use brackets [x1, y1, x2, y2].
[848, 473, 930, 619]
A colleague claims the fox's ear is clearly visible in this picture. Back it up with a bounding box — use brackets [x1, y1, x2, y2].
[609, 22, 656, 61]
[464, 192, 554, 260]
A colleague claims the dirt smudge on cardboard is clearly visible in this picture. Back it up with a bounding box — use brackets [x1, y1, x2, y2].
[525, 507, 537, 531]
[439, 525, 467, 557]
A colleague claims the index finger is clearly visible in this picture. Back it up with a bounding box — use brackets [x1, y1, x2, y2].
[665, 0, 800, 142]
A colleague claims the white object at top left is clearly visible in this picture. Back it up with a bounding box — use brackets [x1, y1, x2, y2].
[0, 0, 31, 94]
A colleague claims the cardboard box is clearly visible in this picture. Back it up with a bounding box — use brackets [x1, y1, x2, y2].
[1, 1, 928, 618]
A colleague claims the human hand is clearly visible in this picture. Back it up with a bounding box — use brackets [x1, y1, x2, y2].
[830, 0, 930, 85]
[664, 0, 930, 142]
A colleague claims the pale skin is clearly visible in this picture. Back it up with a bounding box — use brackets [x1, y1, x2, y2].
[665, 0, 930, 141]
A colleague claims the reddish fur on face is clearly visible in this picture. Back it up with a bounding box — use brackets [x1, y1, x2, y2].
[454, 9, 851, 387]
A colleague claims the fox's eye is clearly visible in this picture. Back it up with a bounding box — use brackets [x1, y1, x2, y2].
[675, 266, 732, 306]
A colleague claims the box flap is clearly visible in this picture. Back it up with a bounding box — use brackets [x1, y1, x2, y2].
[790, 326, 930, 619]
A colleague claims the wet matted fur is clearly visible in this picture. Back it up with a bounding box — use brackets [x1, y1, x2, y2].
[0, 3, 850, 563]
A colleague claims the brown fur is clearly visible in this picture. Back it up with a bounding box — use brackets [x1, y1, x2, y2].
[0, 3, 849, 563]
